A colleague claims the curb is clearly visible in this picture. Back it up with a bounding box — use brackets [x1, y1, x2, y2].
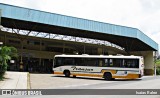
[27, 72, 31, 89]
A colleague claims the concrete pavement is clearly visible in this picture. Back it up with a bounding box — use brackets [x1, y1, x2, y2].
[0, 73, 160, 98]
[30, 74, 114, 89]
[29, 74, 160, 98]
[30, 74, 160, 89]
[0, 71, 29, 89]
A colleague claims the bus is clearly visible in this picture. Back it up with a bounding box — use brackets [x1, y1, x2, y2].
[53, 54, 144, 80]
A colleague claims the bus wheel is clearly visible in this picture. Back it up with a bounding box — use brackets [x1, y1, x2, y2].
[64, 70, 70, 77]
[103, 72, 112, 80]
[111, 78, 115, 80]
[73, 75, 76, 78]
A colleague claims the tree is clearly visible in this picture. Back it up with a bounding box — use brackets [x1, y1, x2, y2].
[0, 46, 18, 80]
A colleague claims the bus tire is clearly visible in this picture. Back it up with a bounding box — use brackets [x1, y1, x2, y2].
[111, 78, 115, 80]
[73, 75, 76, 78]
[64, 70, 70, 77]
[103, 72, 112, 80]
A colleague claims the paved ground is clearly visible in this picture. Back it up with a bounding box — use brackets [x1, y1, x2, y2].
[30, 74, 115, 89]
[28, 74, 160, 98]
[0, 71, 28, 89]
[1, 73, 160, 98]
[30, 74, 160, 89]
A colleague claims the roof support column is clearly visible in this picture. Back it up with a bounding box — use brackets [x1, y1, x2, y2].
[144, 51, 154, 75]
[129, 51, 155, 75]
[39, 39, 42, 66]
[0, 9, 1, 25]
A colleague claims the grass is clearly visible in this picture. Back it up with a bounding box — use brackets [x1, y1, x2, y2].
[156, 60, 160, 67]
[156, 60, 160, 64]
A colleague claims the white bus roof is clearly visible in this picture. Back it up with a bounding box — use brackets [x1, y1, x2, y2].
[54, 55, 142, 59]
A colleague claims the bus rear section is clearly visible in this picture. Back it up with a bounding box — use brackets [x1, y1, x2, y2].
[53, 55, 143, 80]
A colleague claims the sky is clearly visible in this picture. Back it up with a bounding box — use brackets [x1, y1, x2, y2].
[0, 0, 160, 51]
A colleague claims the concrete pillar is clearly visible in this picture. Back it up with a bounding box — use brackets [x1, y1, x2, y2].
[130, 51, 154, 75]
[39, 39, 42, 66]
[144, 51, 154, 75]
[97, 47, 102, 55]
[0, 9, 1, 25]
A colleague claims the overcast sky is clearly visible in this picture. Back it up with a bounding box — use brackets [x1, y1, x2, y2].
[0, 0, 160, 51]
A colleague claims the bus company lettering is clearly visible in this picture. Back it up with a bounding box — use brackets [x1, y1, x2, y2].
[71, 66, 93, 72]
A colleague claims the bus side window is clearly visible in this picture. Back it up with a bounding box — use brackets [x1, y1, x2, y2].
[75, 58, 84, 66]
[104, 59, 109, 67]
[99, 59, 103, 67]
[122, 59, 125, 67]
[85, 58, 98, 66]
[123, 59, 139, 68]
[109, 59, 113, 67]
[64, 58, 75, 65]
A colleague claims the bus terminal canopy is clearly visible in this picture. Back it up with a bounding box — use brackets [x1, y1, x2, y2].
[0, 3, 158, 51]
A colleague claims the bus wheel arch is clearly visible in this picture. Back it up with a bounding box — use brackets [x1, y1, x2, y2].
[103, 72, 112, 80]
[63, 70, 70, 77]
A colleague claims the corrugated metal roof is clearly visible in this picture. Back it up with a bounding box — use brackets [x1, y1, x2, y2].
[0, 3, 158, 50]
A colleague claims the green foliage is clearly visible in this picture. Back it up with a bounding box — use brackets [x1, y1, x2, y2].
[156, 66, 160, 75]
[0, 46, 18, 80]
[156, 60, 160, 66]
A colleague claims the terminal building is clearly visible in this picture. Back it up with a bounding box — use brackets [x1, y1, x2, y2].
[0, 3, 158, 75]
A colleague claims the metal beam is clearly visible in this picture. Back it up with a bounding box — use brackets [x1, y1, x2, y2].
[1, 27, 125, 51]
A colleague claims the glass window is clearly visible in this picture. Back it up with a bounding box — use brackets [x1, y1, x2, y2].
[85, 58, 98, 66]
[103, 59, 109, 67]
[99, 59, 103, 67]
[54, 57, 64, 68]
[75, 58, 85, 66]
[113, 59, 123, 67]
[64, 58, 75, 65]
[124, 59, 139, 68]
[109, 59, 113, 67]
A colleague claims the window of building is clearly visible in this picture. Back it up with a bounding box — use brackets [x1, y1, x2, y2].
[8, 40, 20, 44]
[34, 42, 40, 45]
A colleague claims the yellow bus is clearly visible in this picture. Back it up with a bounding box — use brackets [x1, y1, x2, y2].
[53, 54, 144, 80]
